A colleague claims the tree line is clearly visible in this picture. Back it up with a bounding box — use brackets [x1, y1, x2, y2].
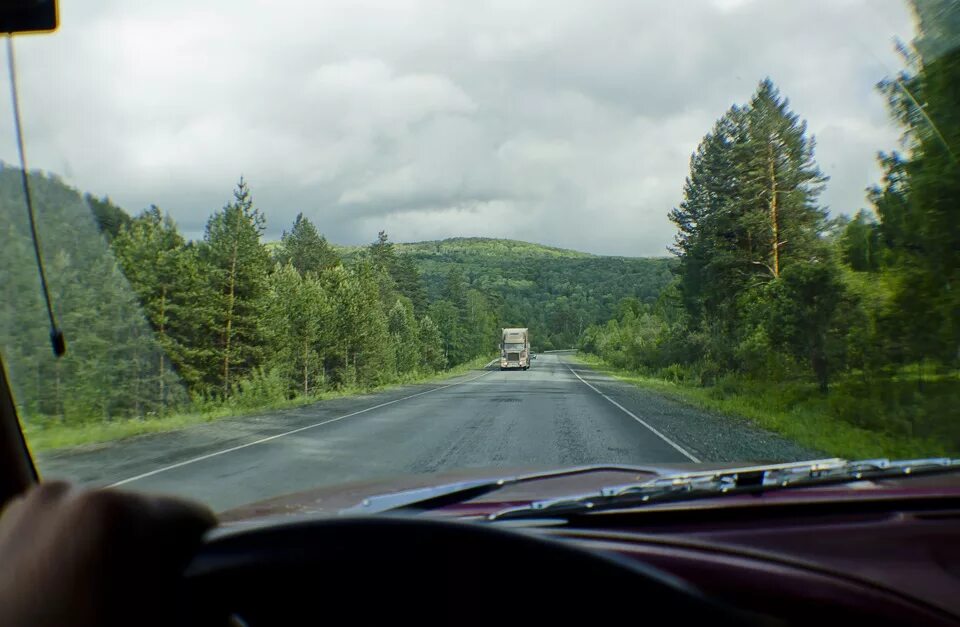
[111, 179, 503, 412]
[581, 0, 959, 448]
[346, 238, 677, 351]
[1, 174, 499, 424]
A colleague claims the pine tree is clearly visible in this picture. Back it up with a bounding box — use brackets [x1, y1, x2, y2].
[737, 79, 829, 278]
[418, 315, 447, 371]
[668, 79, 838, 382]
[392, 254, 429, 315]
[463, 289, 497, 360]
[388, 299, 420, 375]
[352, 260, 396, 386]
[839, 211, 883, 272]
[112, 206, 200, 409]
[85, 194, 132, 241]
[276, 213, 340, 275]
[428, 299, 463, 365]
[200, 178, 271, 395]
[263, 263, 331, 395]
[873, 0, 960, 367]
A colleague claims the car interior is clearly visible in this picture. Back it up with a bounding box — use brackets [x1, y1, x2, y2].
[2, 2, 959, 626]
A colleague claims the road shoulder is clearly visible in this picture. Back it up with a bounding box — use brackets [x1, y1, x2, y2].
[564, 354, 822, 463]
[35, 366, 493, 486]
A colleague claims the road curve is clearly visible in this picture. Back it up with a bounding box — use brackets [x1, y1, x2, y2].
[37, 353, 817, 511]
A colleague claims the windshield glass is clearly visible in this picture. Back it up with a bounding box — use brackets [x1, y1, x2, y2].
[1, 0, 957, 514]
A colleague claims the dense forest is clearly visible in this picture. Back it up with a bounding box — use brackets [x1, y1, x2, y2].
[1, 175, 504, 424]
[1, 171, 671, 426]
[2, 0, 954, 456]
[338, 238, 675, 350]
[581, 0, 960, 452]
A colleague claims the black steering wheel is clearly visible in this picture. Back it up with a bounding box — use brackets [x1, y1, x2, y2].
[179, 516, 757, 625]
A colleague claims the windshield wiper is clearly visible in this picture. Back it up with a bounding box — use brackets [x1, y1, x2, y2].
[487, 457, 960, 522]
[339, 464, 660, 515]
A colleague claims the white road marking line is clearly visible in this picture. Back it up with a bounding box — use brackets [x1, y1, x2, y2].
[565, 362, 701, 463]
[109, 370, 493, 487]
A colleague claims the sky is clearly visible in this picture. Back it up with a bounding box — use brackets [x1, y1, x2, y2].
[1, 0, 915, 256]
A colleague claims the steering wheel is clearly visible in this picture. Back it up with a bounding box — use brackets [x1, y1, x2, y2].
[179, 516, 758, 625]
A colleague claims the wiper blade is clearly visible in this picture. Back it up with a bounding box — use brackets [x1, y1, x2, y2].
[488, 457, 960, 522]
[340, 464, 659, 515]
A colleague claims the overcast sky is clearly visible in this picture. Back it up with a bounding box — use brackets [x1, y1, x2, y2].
[1, 0, 915, 256]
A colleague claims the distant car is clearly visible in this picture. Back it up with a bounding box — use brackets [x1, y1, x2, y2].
[531, 353, 537, 359]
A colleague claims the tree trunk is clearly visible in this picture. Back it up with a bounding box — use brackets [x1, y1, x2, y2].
[158, 286, 166, 411]
[303, 337, 309, 395]
[133, 329, 141, 418]
[223, 238, 239, 396]
[812, 349, 829, 394]
[768, 143, 781, 278]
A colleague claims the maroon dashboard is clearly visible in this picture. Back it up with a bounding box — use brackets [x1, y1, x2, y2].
[543, 497, 960, 625]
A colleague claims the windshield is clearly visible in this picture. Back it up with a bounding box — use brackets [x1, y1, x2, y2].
[1, 0, 957, 514]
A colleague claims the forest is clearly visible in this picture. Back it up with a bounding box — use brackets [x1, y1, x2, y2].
[1, 174, 505, 425]
[338, 238, 675, 350]
[580, 0, 960, 455]
[1, 170, 672, 431]
[2, 0, 955, 457]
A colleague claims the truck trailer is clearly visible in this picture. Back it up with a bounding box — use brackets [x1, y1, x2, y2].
[500, 328, 530, 370]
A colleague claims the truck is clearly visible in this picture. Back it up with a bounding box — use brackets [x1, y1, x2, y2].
[500, 328, 530, 371]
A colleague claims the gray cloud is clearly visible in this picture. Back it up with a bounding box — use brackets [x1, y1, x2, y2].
[0, 0, 914, 255]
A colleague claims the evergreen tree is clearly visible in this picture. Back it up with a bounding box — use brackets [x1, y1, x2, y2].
[428, 300, 462, 365]
[388, 299, 420, 375]
[263, 263, 331, 395]
[668, 79, 838, 382]
[200, 178, 271, 395]
[393, 253, 429, 316]
[462, 289, 497, 360]
[85, 194, 132, 241]
[352, 260, 396, 386]
[418, 315, 446, 371]
[737, 79, 829, 278]
[839, 211, 883, 272]
[276, 213, 340, 275]
[111, 206, 199, 408]
[873, 0, 960, 367]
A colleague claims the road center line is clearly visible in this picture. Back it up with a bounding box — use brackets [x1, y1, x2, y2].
[109, 370, 493, 487]
[565, 362, 701, 463]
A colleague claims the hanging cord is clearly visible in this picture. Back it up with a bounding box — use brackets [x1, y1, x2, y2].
[6, 34, 64, 357]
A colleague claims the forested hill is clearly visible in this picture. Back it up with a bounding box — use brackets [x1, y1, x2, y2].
[338, 238, 676, 350]
[336, 237, 593, 260]
[0, 167, 674, 424]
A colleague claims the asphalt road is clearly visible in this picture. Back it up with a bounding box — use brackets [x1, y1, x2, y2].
[37, 353, 818, 511]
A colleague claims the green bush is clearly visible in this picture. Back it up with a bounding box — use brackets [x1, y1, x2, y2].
[228, 367, 290, 409]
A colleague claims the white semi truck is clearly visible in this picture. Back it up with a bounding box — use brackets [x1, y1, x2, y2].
[500, 328, 530, 371]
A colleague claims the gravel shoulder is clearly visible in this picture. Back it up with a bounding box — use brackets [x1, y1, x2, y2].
[563, 356, 822, 463]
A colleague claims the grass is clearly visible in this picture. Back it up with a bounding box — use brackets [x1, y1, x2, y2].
[571, 353, 950, 460]
[23, 355, 494, 453]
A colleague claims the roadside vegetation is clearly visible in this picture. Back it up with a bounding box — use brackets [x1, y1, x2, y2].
[573, 354, 945, 460]
[22, 355, 493, 452]
[2, 166, 669, 451]
[579, 0, 960, 458]
[337, 237, 675, 350]
[2, 172, 503, 445]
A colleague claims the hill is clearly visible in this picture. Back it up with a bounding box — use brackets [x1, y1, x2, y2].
[336, 237, 593, 260]
[340, 237, 676, 350]
[81, 183, 676, 352]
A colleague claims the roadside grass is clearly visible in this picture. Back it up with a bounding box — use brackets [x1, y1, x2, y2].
[22, 355, 495, 453]
[571, 353, 950, 460]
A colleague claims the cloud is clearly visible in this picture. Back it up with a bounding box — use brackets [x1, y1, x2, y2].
[0, 0, 915, 255]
